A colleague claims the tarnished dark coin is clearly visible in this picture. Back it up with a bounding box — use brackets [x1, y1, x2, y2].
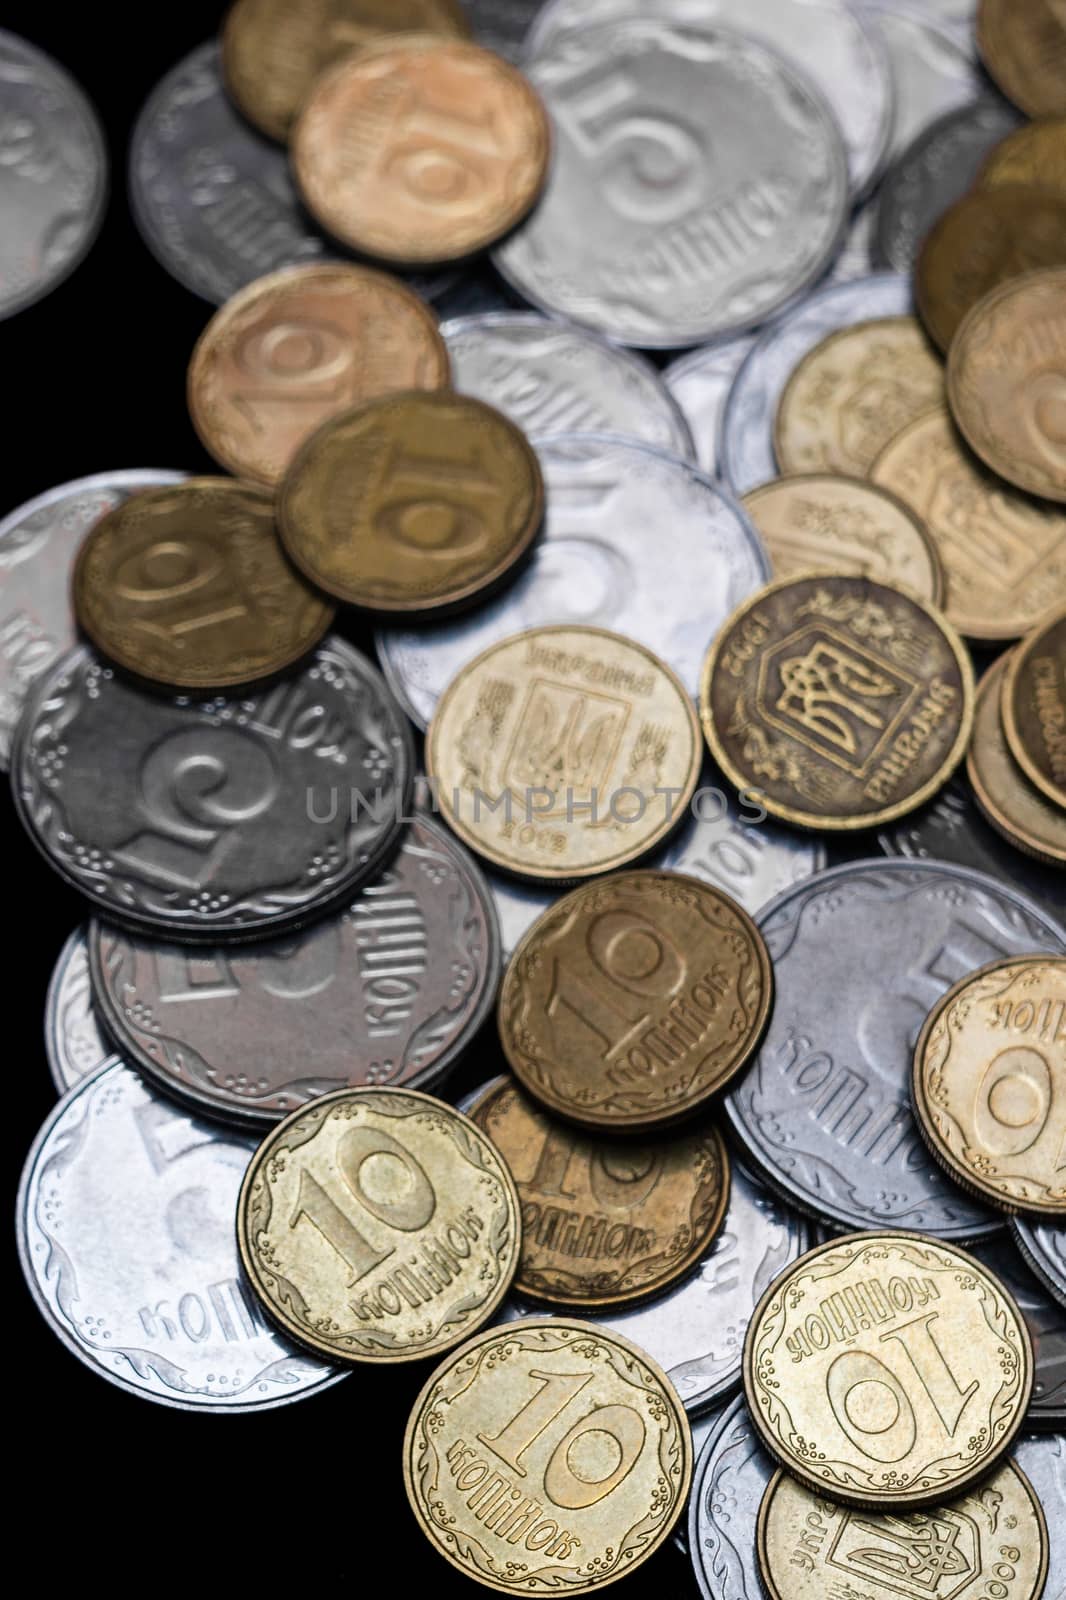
[469, 1076, 729, 1308]
[700, 574, 974, 831]
[980, 116, 1066, 196]
[11, 639, 413, 942]
[89, 816, 499, 1123]
[1003, 607, 1066, 808]
[977, 0, 1066, 118]
[969, 652, 1066, 868]
[499, 870, 773, 1132]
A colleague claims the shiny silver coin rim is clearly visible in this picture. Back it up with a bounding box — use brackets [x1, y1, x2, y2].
[44, 925, 115, 1094]
[687, 1392, 769, 1593]
[1012, 1217, 1066, 1311]
[16, 1058, 347, 1412]
[86, 813, 502, 1124]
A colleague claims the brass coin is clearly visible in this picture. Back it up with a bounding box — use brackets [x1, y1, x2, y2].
[402, 1318, 692, 1593]
[1003, 605, 1066, 806]
[871, 405, 1066, 642]
[498, 870, 773, 1133]
[977, 0, 1066, 119]
[915, 185, 1066, 352]
[221, 0, 470, 143]
[425, 625, 702, 882]
[72, 478, 333, 690]
[278, 391, 543, 613]
[292, 37, 550, 265]
[469, 1077, 731, 1305]
[968, 652, 1066, 867]
[979, 117, 1066, 197]
[236, 1085, 521, 1364]
[743, 475, 945, 606]
[699, 573, 973, 832]
[743, 1231, 1034, 1508]
[756, 1459, 1049, 1600]
[187, 262, 449, 487]
[948, 268, 1066, 504]
[913, 955, 1066, 1217]
[774, 317, 945, 478]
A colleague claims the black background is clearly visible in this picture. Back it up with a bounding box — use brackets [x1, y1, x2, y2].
[4, 7, 698, 1589]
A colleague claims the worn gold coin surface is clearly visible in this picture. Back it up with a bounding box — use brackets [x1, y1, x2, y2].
[916, 186, 1066, 353]
[187, 263, 449, 486]
[743, 1231, 1034, 1508]
[743, 476, 944, 605]
[72, 478, 333, 690]
[236, 1085, 520, 1364]
[1003, 606, 1066, 806]
[292, 37, 550, 265]
[756, 1460, 1049, 1600]
[967, 652, 1066, 866]
[278, 391, 543, 612]
[948, 269, 1066, 504]
[403, 1318, 692, 1593]
[700, 573, 973, 832]
[426, 625, 702, 881]
[222, 0, 470, 142]
[469, 1077, 730, 1305]
[913, 956, 1066, 1216]
[774, 317, 945, 478]
[871, 405, 1066, 642]
[498, 871, 773, 1132]
[977, 0, 1066, 118]
[980, 117, 1066, 197]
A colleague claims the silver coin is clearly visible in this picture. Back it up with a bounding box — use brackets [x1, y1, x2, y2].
[1012, 1217, 1066, 1311]
[45, 927, 114, 1094]
[874, 98, 1021, 271]
[88, 815, 500, 1124]
[0, 32, 107, 319]
[724, 859, 1066, 1239]
[488, 753, 825, 958]
[128, 43, 453, 306]
[672, 1402, 721, 1554]
[493, 21, 849, 348]
[497, 1155, 809, 1416]
[0, 469, 186, 771]
[17, 1059, 342, 1411]
[1013, 1434, 1066, 1600]
[719, 272, 911, 494]
[878, 777, 1066, 931]
[523, 0, 892, 199]
[688, 1394, 773, 1599]
[12, 638, 414, 942]
[969, 1236, 1065, 1430]
[376, 432, 769, 728]
[826, 196, 879, 284]
[663, 336, 758, 479]
[863, 3, 982, 165]
[464, 0, 544, 59]
[857, 0, 978, 50]
[441, 312, 696, 461]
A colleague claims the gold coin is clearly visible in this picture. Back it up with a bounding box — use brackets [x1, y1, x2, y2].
[187, 263, 449, 487]
[977, 0, 1066, 119]
[426, 625, 702, 881]
[743, 475, 945, 605]
[756, 1459, 1049, 1600]
[71, 478, 333, 690]
[699, 573, 973, 832]
[980, 117, 1066, 196]
[498, 871, 773, 1133]
[1002, 605, 1066, 806]
[278, 391, 543, 613]
[292, 37, 550, 265]
[402, 1318, 692, 1593]
[743, 1231, 1034, 1508]
[915, 185, 1066, 353]
[870, 405, 1066, 642]
[947, 268, 1066, 504]
[470, 1078, 731, 1305]
[221, 0, 470, 143]
[236, 1085, 521, 1364]
[913, 955, 1066, 1216]
[967, 652, 1066, 867]
[774, 317, 945, 478]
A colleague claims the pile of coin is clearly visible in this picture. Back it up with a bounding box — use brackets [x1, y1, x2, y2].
[5, 0, 1065, 1594]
